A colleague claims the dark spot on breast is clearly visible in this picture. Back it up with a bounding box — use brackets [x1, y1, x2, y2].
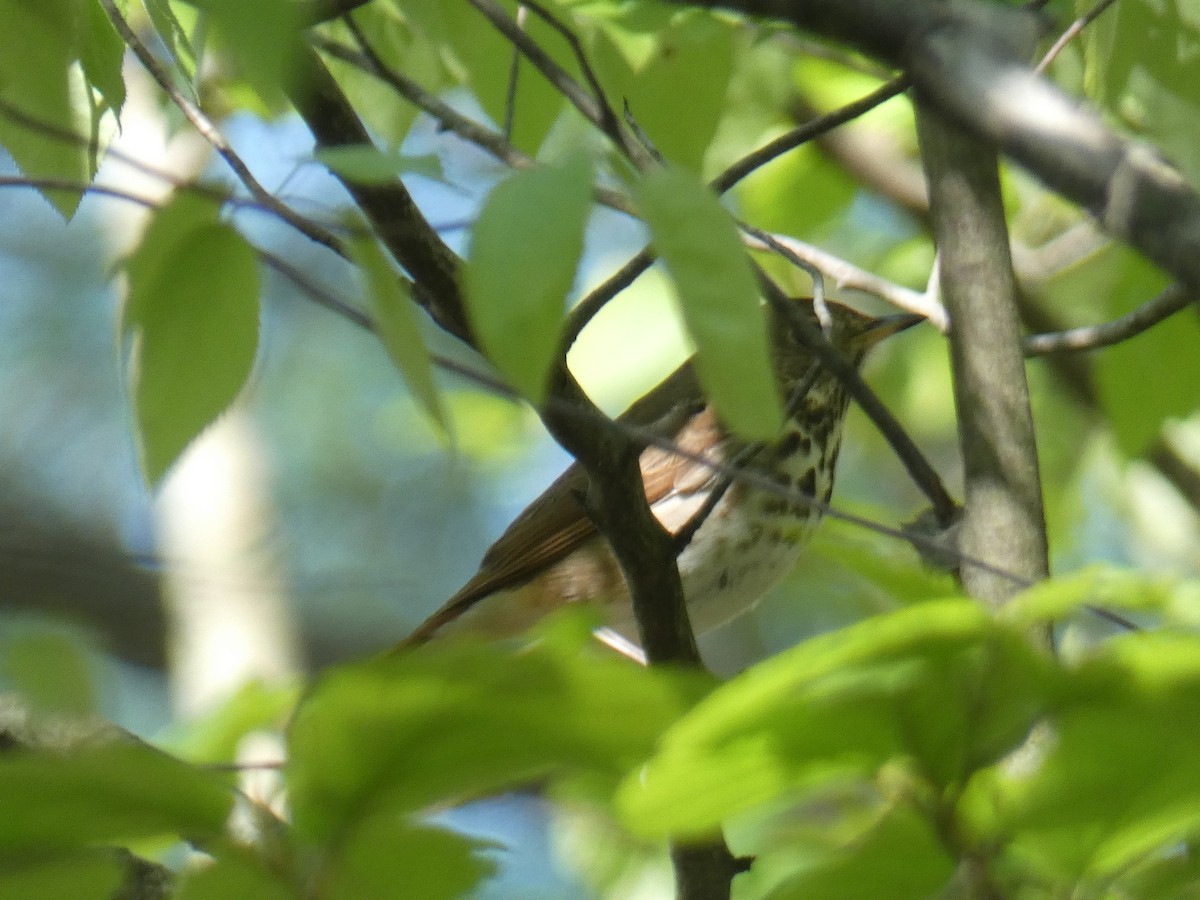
[718, 571, 729, 589]
[774, 430, 803, 459]
[798, 469, 816, 498]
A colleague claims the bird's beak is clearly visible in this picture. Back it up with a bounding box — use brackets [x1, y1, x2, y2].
[851, 311, 925, 352]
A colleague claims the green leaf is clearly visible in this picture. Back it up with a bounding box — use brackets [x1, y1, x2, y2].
[0, 741, 233, 851]
[348, 228, 450, 436]
[121, 194, 260, 487]
[143, 0, 198, 83]
[635, 164, 783, 439]
[963, 631, 1200, 884]
[766, 801, 955, 900]
[464, 153, 593, 404]
[81, 0, 127, 115]
[0, 851, 124, 900]
[588, 7, 735, 170]
[403, 0, 570, 154]
[616, 601, 1050, 837]
[164, 679, 298, 765]
[326, 817, 497, 900]
[0, 629, 95, 716]
[202, 0, 301, 109]
[176, 846, 295, 900]
[1003, 564, 1180, 625]
[287, 615, 705, 843]
[0, 0, 95, 218]
[317, 146, 445, 184]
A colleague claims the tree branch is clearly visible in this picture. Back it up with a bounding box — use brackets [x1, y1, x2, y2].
[915, 106, 1050, 608]
[284, 38, 473, 342]
[1023, 283, 1197, 355]
[667, 0, 1200, 298]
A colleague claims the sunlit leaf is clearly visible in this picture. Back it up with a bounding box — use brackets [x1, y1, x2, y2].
[0, 741, 233, 851]
[202, 0, 301, 109]
[121, 194, 260, 487]
[165, 679, 298, 766]
[589, 6, 735, 170]
[326, 816, 497, 900]
[143, 0, 198, 83]
[0, 0, 96, 217]
[636, 164, 783, 440]
[176, 845, 294, 900]
[617, 601, 1050, 837]
[287, 613, 706, 843]
[1004, 564, 1179, 625]
[0, 850, 124, 900]
[767, 801, 954, 900]
[404, 0, 571, 154]
[963, 631, 1200, 884]
[465, 153, 593, 404]
[0, 629, 95, 715]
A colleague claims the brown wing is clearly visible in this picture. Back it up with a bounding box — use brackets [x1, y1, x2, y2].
[400, 362, 712, 645]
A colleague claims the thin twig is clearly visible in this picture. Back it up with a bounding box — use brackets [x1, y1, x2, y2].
[502, 5, 528, 142]
[1023, 283, 1196, 355]
[512, 0, 647, 165]
[100, 0, 342, 255]
[563, 80, 919, 344]
[316, 33, 638, 217]
[0, 98, 349, 252]
[745, 228, 948, 328]
[1035, 0, 1121, 74]
[465, 0, 609, 139]
[712, 75, 908, 194]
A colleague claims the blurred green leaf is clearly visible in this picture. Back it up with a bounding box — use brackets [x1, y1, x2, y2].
[81, 0, 126, 115]
[202, 0, 301, 109]
[617, 601, 1051, 837]
[0, 629, 95, 716]
[143, 0, 198, 83]
[1046, 246, 1198, 456]
[766, 801, 954, 900]
[326, 816, 497, 900]
[287, 614, 707, 843]
[317, 146, 445, 184]
[636, 164, 783, 440]
[0, 0, 99, 218]
[348, 227, 450, 436]
[402, 0, 569, 154]
[122, 194, 260, 486]
[176, 846, 295, 900]
[0, 850, 124, 900]
[589, 6, 735, 170]
[963, 631, 1200, 884]
[0, 741, 233, 851]
[1004, 564, 1180, 625]
[465, 153, 593, 404]
[166, 679, 298, 765]
[322, 8, 446, 147]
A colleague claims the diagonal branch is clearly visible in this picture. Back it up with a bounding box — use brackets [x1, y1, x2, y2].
[284, 38, 472, 341]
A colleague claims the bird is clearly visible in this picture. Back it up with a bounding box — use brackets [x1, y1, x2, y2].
[397, 298, 922, 654]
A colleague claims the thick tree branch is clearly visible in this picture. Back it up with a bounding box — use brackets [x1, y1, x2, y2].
[668, 0, 1200, 298]
[285, 39, 473, 342]
[916, 107, 1050, 608]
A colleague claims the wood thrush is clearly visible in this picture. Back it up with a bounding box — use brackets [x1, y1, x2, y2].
[399, 299, 921, 651]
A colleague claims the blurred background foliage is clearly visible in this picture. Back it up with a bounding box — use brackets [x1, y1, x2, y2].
[2, 0, 1200, 897]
